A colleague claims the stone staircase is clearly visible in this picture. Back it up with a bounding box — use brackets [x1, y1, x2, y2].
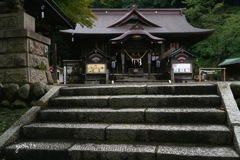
[3, 84, 240, 160]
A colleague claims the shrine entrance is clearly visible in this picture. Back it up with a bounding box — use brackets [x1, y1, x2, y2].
[110, 26, 164, 80]
[122, 48, 149, 77]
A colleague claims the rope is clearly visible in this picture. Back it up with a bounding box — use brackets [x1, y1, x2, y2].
[122, 49, 149, 60]
[122, 49, 149, 66]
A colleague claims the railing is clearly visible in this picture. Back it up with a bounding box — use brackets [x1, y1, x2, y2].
[198, 68, 226, 82]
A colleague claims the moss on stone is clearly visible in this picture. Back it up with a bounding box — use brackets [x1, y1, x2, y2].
[39, 61, 47, 70]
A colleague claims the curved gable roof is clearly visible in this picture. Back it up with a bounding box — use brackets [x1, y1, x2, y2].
[110, 23, 164, 43]
[60, 7, 214, 44]
[108, 6, 160, 28]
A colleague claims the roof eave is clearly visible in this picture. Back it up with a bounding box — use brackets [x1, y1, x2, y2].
[43, 0, 75, 29]
[110, 30, 165, 43]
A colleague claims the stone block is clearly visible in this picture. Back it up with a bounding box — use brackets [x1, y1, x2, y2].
[28, 54, 49, 69]
[7, 38, 27, 53]
[69, 144, 156, 160]
[4, 30, 50, 46]
[5, 142, 72, 160]
[108, 95, 221, 108]
[0, 70, 5, 83]
[15, 53, 27, 67]
[106, 124, 232, 144]
[27, 31, 51, 45]
[5, 68, 28, 83]
[60, 85, 147, 96]
[233, 126, 240, 154]
[48, 96, 109, 108]
[147, 84, 217, 95]
[145, 108, 226, 124]
[39, 108, 145, 123]
[29, 68, 48, 84]
[29, 39, 48, 57]
[23, 123, 107, 140]
[0, 12, 35, 31]
[0, 31, 4, 38]
[0, 54, 14, 68]
[46, 71, 53, 84]
[156, 145, 240, 159]
[0, 39, 7, 53]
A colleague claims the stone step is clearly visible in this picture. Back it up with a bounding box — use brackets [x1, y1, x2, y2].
[4, 141, 73, 160]
[48, 95, 221, 108]
[22, 123, 231, 145]
[39, 108, 146, 123]
[38, 108, 225, 124]
[146, 108, 225, 124]
[5, 141, 240, 160]
[59, 84, 218, 96]
[70, 143, 239, 160]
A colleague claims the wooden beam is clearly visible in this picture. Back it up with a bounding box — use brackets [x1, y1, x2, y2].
[159, 47, 175, 60]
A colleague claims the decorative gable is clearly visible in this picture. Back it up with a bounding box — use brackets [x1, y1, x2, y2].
[108, 5, 160, 28]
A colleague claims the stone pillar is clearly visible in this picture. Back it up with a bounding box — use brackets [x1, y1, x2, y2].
[0, 12, 53, 84]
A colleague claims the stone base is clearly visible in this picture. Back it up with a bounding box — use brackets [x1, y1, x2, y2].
[0, 12, 35, 32]
[0, 12, 52, 84]
[0, 68, 51, 84]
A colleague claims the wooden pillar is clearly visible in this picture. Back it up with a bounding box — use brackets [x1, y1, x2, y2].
[171, 68, 175, 83]
[223, 68, 226, 81]
[170, 59, 174, 83]
[121, 52, 125, 79]
[148, 52, 151, 79]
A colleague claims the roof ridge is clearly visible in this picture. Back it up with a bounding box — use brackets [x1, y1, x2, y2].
[108, 6, 160, 28]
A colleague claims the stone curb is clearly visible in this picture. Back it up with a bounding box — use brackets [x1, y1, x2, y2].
[0, 85, 64, 158]
[32, 86, 65, 108]
[217, 82, 240, 154]
[0, 106, 41, 157]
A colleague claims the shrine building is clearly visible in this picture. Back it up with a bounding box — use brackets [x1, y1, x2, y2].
[61, 5, 214, 83]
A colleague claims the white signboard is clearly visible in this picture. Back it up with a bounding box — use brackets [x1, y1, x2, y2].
[173, 63, 192, 73]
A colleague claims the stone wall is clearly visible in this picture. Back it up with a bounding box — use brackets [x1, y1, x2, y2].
[0, 83, 51, 109]
[0, 12, 53, 84]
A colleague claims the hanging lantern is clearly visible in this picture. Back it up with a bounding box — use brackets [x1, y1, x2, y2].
[41, 5, 45, 18]
[72, 33, 74, 42]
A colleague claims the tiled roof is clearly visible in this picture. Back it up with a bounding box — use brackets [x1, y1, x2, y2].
[61, 8, 214, 36]
[218, 58, 240, 66]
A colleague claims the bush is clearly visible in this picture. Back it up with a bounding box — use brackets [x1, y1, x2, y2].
[230, 83, 240, 99]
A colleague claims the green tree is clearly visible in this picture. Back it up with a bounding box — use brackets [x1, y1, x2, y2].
[55, 0, 97, 28]
[183, 0, 240, 67]
[182, 0, 224, 27]
[92, 0, 184, 8]
[92, 0, 123, 8]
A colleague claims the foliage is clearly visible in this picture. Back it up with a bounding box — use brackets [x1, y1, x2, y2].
[92, 0, 185, 8]
[183, 0, 240, 67]
[55, 0, 97, 28]
[182, 0, 224, 27]
[0, 108, 28, 136]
